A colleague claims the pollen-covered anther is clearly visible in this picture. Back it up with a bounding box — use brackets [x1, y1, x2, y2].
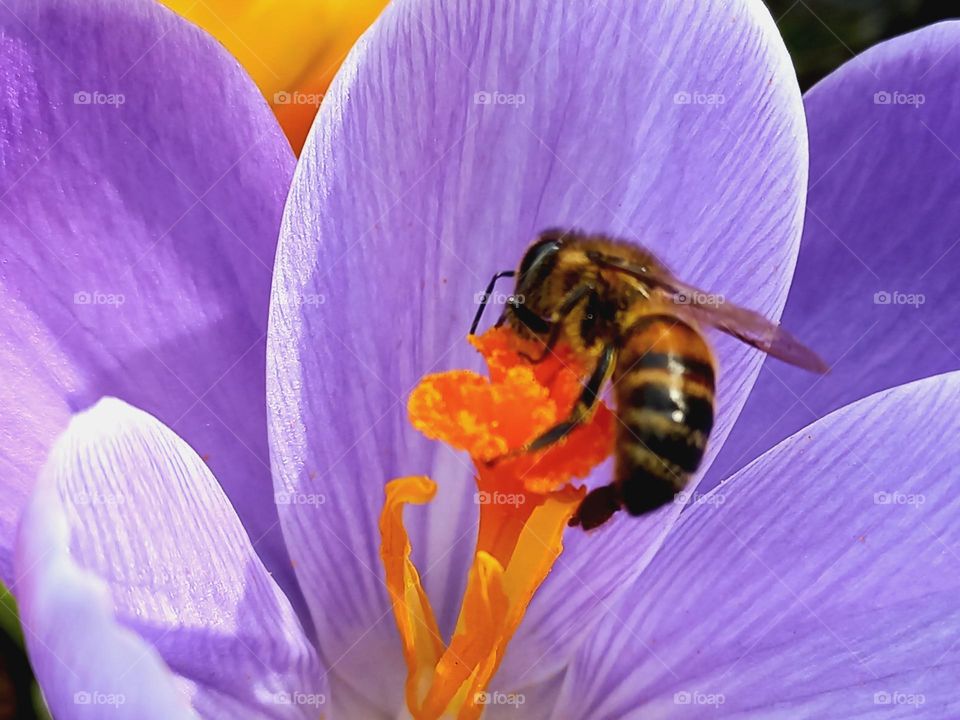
[380, 327, 615, 719]
[407, 328, 615, 494]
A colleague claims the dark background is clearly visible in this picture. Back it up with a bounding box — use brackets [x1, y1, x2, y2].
[765, 0, 956, 89]
[1, 2, 956, 718]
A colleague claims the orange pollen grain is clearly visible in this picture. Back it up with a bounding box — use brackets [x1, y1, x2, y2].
[408, 327, 615, 495]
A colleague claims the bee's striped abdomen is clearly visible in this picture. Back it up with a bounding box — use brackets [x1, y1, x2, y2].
[613, 313, 716, 515]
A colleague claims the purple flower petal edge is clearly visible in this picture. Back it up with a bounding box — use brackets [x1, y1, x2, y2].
[0, 0, 297, 602]
[708, 21, 960, 489]
[15, 399, 325, 719]
[557, 370, 960, 719]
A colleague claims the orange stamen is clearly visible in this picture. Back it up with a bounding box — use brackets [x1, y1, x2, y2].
[380, 327, 614, 718]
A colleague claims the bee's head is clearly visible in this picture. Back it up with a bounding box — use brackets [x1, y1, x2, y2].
[514, 228, 568, 296]
[499, 229, 570, 336]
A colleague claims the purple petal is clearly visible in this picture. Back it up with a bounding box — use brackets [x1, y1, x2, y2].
[708, 21, 960, 488]
[556, 371, 960, 718]
[488, 670, 566, 720]
[16, 398, 324, 719]
[0, 0, 297, 599]
[269, 0, 807, 704]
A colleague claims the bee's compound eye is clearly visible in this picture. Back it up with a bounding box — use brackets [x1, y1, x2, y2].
[519, 234, 563, 278]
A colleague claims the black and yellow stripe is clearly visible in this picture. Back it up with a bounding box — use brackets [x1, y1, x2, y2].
[612, 313, 716, 515]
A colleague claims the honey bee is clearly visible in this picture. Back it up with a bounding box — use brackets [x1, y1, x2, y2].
[470, 228, 827, 530]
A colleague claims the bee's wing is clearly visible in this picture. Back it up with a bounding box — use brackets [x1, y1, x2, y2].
[589, 251, 828, 373]
[667, 290, 829, 373]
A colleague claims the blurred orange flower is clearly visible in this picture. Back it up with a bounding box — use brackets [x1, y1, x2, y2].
[161, 0, 386, 154]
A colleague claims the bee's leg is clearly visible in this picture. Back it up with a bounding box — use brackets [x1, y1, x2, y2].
[516, 321, 563, 363]
[486, 344, 616, 471]
[569, 484, 621, 529]
[470, 270, 516, 335]
[518, 284, 594, 364]
[525, 343, 615, 451]
[506, 300, 552, 334]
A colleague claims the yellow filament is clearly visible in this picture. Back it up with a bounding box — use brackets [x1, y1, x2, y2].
[380, 480, 583, 719]
[379, 329, 612, 718]
[379, 477, 444, 714]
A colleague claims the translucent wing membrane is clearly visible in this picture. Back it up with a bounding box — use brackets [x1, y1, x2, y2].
[675, 299, 829, 373]
[589, 251, 828, 373]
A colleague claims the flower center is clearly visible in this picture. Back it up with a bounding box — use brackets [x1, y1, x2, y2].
[379, 328, 614, 719]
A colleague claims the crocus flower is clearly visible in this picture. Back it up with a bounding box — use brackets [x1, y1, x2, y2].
[160, 0, 387, 153]
[2, 0, 959, 718]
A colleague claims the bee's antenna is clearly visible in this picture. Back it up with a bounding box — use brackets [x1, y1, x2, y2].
[469, 270, 516, 335]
